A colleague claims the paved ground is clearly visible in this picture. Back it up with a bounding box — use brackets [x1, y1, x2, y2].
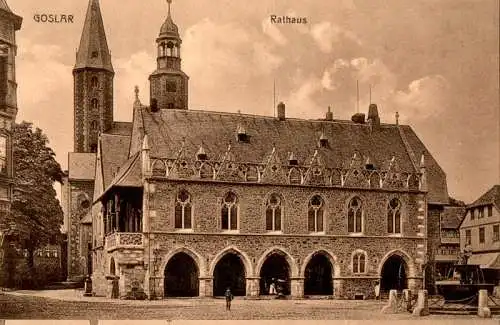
[0, 290, 499, 320]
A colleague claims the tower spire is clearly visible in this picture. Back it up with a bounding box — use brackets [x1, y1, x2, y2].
[74, 0, 113, 72]
[167, 0, 172, 17]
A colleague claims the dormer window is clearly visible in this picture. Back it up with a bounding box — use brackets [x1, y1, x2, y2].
[319, 132, 328, 148]
[236, 124, 249, 143]
[288, 152, 298, 166]
[196, 145, 207, 161]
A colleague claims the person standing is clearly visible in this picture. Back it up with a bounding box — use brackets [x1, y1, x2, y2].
[374, 280, 380, 300]
[269, 279, 277, 295]
[225, 287, 234, 311]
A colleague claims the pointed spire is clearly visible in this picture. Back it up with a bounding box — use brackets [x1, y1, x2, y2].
[396, 111, 400, 125]
[159, 0, 180, 39]
[74, 0, 113, 72]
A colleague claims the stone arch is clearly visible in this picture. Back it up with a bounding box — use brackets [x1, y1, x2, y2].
[209, 246, 253, 278]
[255, 246, 299, 278]
[302, 249, 336, 296]
[377, 249, 416, 278]
[300, 249, 340, 278]
[160, 246, 206, 278]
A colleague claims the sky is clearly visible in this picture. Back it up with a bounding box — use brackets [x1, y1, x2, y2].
[7, 0, 500, 203]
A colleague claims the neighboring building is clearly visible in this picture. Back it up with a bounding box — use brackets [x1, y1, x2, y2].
[0, 0, 21, 281]
[459, 185, 500, 279]
[64, 0, 451, 298]
[433, 206, 465, 279]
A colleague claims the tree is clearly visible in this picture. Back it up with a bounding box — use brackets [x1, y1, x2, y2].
[5, 122, 63, 285]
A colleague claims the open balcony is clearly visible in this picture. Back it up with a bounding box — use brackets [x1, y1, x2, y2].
[105, 232, 144, 252]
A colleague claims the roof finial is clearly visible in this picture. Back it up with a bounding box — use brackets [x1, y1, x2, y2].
[396, 111, 399, 125]
[167, 0, 172, 17]
[134, 85, 139, 99]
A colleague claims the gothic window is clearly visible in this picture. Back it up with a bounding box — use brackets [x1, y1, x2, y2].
[174, 190, 192, 229]
[347, 197, 363, 233]
[91, 51, 98, 58]
[387, 198, 402, 234]
[352, 251, 366, 274]
[266, 193, 282, 232]
[0, 135, 6, 174]
[167, 103, 174, 109]
[166, 81, 177, 92]
[221, 192, 238, 230]
[91, 120, 98, 130]
[91, 77, 99, 90]
[91, 98, 98, 110]
[308, 195, 324, 232]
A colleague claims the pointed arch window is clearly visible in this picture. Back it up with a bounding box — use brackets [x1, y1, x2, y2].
[91, 98, 98, 110]
[175, 190, 192, 229]
[308, 195, 324, 233]
[91, 77, 99, 90]
[347, 197, 363, 233]
[352, 251, 366, 274]
[387, 198, 402, 234]
[221, 192, 238, 230]
[266, 193, 282, 232]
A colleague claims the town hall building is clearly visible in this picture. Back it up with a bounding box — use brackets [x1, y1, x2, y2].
[63, 0, 450, 299]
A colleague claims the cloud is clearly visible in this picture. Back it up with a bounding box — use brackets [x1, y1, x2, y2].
[16, 37, 73, 172]
[114, 51, 155, 120]
[310, 21, 362, 53]
[392, 74, 451, 121]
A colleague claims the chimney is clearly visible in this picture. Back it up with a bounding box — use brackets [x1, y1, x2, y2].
[351, 113, 366, 124]
[367, 103, 380, 130]
[277, 102, 285, 121]
[326, 106, 333, 121]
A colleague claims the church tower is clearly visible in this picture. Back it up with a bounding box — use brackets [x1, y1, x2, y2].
[73, 0, 113, 153]
[149, 0, 189, 110]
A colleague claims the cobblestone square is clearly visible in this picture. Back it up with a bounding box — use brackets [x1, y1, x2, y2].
[1, 291, 499, 320]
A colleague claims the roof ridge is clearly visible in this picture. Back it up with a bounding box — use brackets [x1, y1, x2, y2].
[397, 126, 420, 173]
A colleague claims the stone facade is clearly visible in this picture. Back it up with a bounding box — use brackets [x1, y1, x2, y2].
[64, 0, 450, 300]
[0, 1, 21, 284]
[73, 69, 113, 153]
[63, 176, 94, 281]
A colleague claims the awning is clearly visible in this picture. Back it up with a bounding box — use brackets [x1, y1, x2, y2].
[468, 253, 500, 269]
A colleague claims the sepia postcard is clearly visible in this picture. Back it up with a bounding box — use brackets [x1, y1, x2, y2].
[0, 0, 499, 324]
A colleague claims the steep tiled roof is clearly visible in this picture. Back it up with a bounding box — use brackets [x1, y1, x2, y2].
[127, 107, 448, 203]
[469, 185, 500, 209]
[109, 121, 132, 136]
[100, 134, 130, 188]
[0, 0, 12, 12]
[399, 125, 449, 203]
[74, 0, 113, 72]
[68, 153, 96, 180]
[0, 0, 22, 30]
[103, 152, 141, 193]
[441, 206, 466, 229]
[141, 108, 416, 171]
